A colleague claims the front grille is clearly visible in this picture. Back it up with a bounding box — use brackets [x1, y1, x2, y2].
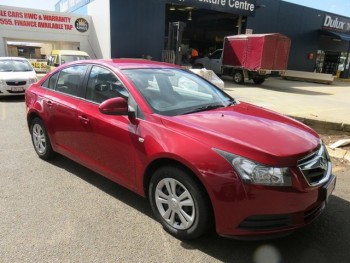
[238, 214, 292, 230]
[6, 81, 26, 86]
[298, 145, 331, 186]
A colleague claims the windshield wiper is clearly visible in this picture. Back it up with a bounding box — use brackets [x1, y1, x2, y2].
[182, 104, 224, 115]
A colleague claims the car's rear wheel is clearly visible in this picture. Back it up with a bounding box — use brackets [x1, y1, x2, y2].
[30, 118, 54, 160]
[149, 166, 211, 240]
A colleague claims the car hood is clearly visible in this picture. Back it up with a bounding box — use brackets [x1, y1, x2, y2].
[161, 102, 320, 166]
[0, 71, 36, 81]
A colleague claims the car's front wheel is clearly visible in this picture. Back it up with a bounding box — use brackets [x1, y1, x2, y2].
[233, 70, 244, 84]
[149, 166, 212, 239]
[30, 117, 54, 160]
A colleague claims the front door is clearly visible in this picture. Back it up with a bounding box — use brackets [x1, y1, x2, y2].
[75, 66, 137, 187]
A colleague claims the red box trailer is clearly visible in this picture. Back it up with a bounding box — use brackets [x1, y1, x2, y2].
[222, 33, 291, 84]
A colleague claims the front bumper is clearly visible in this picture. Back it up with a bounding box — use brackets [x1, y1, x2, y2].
[214, 174, 336, 238]
[0, 84, 30, 96]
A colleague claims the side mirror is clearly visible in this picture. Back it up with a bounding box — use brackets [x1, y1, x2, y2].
[99, 97, 132, 116]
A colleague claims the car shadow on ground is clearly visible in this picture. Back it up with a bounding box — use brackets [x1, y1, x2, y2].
[48, 154, 154, 218]
[0, 95, 25, 102]
[257, 83, 333, 96]
[48, 155, 349, 263]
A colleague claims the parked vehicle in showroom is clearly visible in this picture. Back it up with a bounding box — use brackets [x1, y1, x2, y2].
[0, 57, 37, 96]
[25, 59, 335, 240]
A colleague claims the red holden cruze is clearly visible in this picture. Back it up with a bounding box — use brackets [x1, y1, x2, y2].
[25, 59, 335, 239]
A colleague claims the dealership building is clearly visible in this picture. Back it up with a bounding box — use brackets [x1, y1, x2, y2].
[1, 0, 350, 75]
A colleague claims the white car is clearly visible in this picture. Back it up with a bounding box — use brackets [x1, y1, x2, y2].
[0, 57, 37, 96]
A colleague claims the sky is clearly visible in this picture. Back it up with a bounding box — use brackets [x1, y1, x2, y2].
[283, 0, 350, 17]
[0, 0, 349, 17]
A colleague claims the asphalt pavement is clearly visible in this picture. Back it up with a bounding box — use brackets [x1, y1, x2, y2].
[1, 78, 350, 263]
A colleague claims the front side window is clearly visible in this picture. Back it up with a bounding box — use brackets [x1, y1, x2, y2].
[47, 56, 57, 66]
[210, 50, 222, 59]
[86, 66, 129, 104]
[55, 65, 87, 96]
[122, 68, 233, 116]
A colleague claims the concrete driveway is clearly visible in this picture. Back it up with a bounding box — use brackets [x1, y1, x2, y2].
[223, 76, 350, 130]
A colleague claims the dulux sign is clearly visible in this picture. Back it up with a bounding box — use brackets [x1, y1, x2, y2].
[323, 14, 350, 33]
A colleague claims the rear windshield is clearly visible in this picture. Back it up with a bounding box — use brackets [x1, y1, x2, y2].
[0, 60, 33, 72]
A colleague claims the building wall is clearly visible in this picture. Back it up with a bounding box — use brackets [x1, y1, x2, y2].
[246, 0, 349, 72]
[109, 0, 166, 60]
[71, 0, 110, 58]
[0, 5, 97, 58]
[87, 0, 110, 58]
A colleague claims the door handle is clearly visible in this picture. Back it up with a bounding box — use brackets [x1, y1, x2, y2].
[78, 115, 90, 125]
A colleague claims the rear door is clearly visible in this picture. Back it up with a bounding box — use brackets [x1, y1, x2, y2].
[42, 65, 87, 156]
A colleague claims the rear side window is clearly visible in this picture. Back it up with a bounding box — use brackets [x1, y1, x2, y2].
[55, 65, 87, 96]
[42, 72, 59, 90]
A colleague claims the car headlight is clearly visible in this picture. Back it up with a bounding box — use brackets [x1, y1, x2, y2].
[0, 79, 5, 86]
[214, 149, 292, 186]
[28, 78, 37, 84]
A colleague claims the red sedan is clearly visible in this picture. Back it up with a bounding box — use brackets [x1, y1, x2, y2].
[25, 59, 335, 239]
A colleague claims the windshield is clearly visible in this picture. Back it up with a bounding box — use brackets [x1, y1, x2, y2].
[61, 55, 90, 64]
[0, 60, 33, 72]
[122, 68, 234, 116]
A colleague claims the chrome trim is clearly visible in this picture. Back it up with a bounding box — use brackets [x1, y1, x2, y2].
[298, 145, 332, 187]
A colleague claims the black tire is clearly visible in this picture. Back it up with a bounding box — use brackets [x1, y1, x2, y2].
[233, 70, 244, 84]
[148, 166, 212, 240]
[253, 77, 265, 84]
[30, 117, 55, 160]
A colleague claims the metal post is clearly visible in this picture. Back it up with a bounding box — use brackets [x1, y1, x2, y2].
[174, 22, 186, 65]
[237, 15, 242, 35]
[345, 41, 350, 78]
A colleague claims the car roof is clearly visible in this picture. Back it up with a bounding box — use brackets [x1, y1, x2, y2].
[68, 58, 182, 70]
[51, 50, 89, 56]
[0, 57, 28, 61]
